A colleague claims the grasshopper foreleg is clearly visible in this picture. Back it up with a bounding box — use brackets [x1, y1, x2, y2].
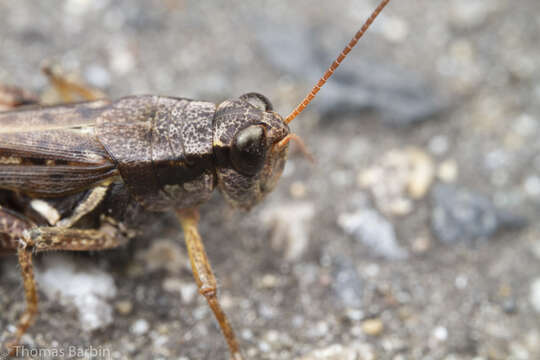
[176, 208, 243, 360]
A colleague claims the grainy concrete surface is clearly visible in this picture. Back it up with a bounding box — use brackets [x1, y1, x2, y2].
[1, 1, 540, 359]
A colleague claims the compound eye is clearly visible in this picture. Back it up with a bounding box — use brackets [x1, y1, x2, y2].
[231, 125, 267, 176]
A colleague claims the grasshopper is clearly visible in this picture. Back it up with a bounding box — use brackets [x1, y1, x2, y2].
[0, 1, 390, 358]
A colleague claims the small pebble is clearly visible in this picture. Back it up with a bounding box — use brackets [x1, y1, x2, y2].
[484, 149, 510, 170]
[296, 343, 375, 360]
[407, 148, 435, 199]
[437, 159, 458, 182]
[85, 64, 111, 88]
[64, 0, 92, 16]
[109, 43, 135, 75]
[428, 135, 450, 156]
[179, 282, 198, 303]
[263, 330, 281, 344]
[242, 329, 254, 341]
[432, 326, 448, 342]
[411, 236, 431, 253]
[451, 0, 493, 28]
[345, 308, 364, 322]
[382, 336, 407, 353]
[306, 321, 330, 339]
[358, 147, 434, 215]
[529, 278, 540, 313]
[513, 113, 538, 137]
[455, 275, 468, 289]
[381, 16, 409, 43]
[131, 319, 150, 336]
[162, 277, 183, 293]
[290, 181, 307, 198]
[361, 318, 384, 336]
[501, 298, 517, 314]
[258, 341, 271, 353]
[388, 197, 413, 216]
[362, 263, 380, 278]
[115, 300, 133, 315]
[523, 176, 540, 197]
[259, 274, 280, 289]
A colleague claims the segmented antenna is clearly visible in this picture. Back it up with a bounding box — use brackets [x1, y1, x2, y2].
[285, 0, 391, 124]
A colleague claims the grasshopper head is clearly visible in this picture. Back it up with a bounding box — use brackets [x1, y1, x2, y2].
[213, 93, 290, 210]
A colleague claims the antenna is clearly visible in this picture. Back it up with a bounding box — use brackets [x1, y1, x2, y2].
[285, 0, 391, 124]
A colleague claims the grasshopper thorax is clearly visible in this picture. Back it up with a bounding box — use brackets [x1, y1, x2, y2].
[213, 93, 290, 210]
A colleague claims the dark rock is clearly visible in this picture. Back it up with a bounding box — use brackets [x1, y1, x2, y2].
[430, 184, 528, 244]
[256, 22, 446, 126]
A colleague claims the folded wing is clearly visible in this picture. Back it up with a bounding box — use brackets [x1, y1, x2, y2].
[0, 101, 119, 197]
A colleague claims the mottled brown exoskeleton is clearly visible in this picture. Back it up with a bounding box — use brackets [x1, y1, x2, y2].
[0, 1, 390, 359]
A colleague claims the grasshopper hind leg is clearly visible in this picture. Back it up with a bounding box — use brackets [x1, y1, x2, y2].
[0, 201, 130, 355]
[0, 64, 105, 112]
[5, 247, 38, 357]
[0, 84, 39, 111]
[0, 207, 38, 356]
[41, 65, 105, 103]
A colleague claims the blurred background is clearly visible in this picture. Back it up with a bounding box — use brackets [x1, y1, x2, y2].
[1, 0, 539, 359]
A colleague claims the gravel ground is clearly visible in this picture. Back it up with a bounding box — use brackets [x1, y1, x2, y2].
[1, 1, 540, 359]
